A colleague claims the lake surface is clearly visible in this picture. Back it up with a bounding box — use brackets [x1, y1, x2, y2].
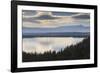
[23, 37, 85, 54]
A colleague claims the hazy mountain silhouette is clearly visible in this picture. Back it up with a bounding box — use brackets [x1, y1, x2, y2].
[23, 25, 89, 33]
[22, 25, 90, 37]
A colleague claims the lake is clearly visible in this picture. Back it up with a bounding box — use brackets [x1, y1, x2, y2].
[23, 37, 85, 54]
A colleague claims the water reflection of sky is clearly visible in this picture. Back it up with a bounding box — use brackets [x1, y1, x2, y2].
[23, 37, 84, 54]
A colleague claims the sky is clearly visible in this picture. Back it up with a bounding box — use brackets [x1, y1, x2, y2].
[22, 10, 90, 28]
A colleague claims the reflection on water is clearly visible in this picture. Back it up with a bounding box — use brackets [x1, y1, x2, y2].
[23, 37, 84, 54]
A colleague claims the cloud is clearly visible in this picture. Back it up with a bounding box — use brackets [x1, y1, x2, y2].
[23, 18, 40, 24]
[23, 17, 75, 28]
[33, 15, 60, 20]
[72, 13, 90, 19]
[52, 12, 78, 16]
[22, 10, 90, 28]
[22, 10, 37, 16]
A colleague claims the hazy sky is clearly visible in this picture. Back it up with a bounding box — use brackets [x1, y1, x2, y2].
[22, 10, 90, 28]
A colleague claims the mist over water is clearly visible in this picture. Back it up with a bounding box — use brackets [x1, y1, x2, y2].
[23, 37, 84, 54]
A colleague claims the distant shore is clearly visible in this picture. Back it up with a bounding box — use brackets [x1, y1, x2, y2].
[22, 32, 90, 38]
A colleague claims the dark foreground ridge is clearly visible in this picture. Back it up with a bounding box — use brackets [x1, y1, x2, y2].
[22, 37, 90, 62]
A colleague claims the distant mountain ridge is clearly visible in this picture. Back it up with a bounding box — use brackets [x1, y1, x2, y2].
[22, 25, 90, 38]
[23, 25, 90, 34]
